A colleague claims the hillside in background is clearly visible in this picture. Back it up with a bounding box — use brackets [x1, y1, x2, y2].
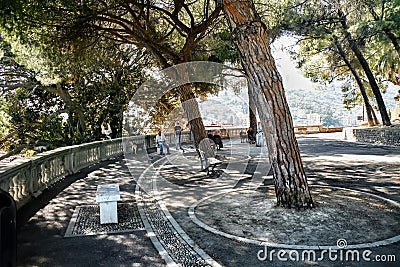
[199, 85, 397, 127]
[198, 37, 398, 127]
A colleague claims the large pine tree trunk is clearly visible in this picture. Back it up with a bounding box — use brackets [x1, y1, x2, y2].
[179, 84, 215, 158]
[169, 63, 214, 158]
[221, 0, 314, 208]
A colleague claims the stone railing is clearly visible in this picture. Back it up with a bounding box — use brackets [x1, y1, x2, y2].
[294, 125, 344, 134]
[344, 125, 400, 146]
[0, 138, 126, 210]
[0, 132, 195, 210]
[163, 131, 192, 144]
[2, 123, 349, 210]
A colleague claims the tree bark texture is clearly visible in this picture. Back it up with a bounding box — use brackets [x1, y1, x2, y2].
[179, 84, 215, 158]
[222, 0, 314, 208]
[158, 63, 214, 158]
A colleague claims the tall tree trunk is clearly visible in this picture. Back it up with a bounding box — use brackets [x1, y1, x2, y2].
[338, 10, 391, 126]
[371, 107, 379, 125]
[110, 115, 122, 139]
[334, 36, 375, 126]
[221, 0, 314, 209]
[146, 62, 213, 156]
[248, 81, 257, 130]
[55, 83, 87, 135]
[94, 114, 105, 140]
[179, 84, 214, 157]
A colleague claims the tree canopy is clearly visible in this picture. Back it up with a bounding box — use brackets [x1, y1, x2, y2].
[0, 0, 398, 155]
[280, 0, 398, 125]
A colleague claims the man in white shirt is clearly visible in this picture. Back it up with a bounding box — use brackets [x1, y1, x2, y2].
[156, 129, 170, 155]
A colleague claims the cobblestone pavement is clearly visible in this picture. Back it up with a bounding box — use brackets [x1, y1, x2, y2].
[16, 133, 400, 266]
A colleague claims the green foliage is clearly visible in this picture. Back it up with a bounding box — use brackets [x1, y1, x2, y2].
[342, 84, 362, 110]
[0, 0, 234, 147]
[207, 31, 240, 63]
[257, 0, 292, 38]
[0, 27, 150, 150]
[0, 97, 10, 138]
[278, 0, 399, 110]
[7, 86, 64, 142]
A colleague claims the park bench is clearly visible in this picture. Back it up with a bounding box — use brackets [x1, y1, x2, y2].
[181, 145, 222, 176]
[198, 150, 222, 176]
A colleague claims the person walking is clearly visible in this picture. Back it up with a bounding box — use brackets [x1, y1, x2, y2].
[240, 129, 246, 143]
[156, 129, 170, 155]
[174, 121, 182, 150]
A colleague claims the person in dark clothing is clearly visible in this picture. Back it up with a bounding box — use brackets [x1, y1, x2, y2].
[174, 121, 182, 150]
[247, 127, 255, 144]
[207, 131, 223, 150]
[213, 131, 223, 150]
[240, 129, 247, 143]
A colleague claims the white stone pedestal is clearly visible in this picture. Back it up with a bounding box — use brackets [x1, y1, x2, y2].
[96, 184, 120, 224]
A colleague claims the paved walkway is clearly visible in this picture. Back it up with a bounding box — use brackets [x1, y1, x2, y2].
[16, 133, 400, 266]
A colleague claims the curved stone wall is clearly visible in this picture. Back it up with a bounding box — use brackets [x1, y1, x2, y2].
[0, 138, 125, 209]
